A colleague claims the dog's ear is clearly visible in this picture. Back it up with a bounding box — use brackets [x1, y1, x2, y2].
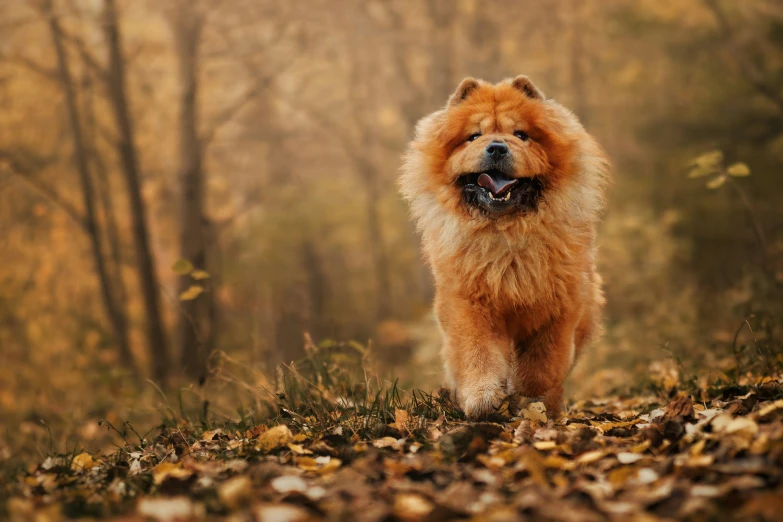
[447, 77, 481, 107]
[511, 75, 545, 100]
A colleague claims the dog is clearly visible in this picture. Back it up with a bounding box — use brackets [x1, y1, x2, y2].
[400, 75, 609, 419]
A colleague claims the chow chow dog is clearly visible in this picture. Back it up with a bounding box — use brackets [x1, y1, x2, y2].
[400, 75, 609, 419]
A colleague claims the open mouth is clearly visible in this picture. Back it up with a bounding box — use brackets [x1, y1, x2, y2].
[456, 170, 544, 216]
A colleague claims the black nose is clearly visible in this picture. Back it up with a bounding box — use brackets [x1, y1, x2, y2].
[485, 141, 509, 158]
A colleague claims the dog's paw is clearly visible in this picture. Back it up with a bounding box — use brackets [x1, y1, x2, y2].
[459, 385, 508, 420]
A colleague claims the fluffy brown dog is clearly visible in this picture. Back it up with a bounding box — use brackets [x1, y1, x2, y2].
[400, 75, 609, 419]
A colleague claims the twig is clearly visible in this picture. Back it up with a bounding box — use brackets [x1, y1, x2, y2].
[1, 164, 86, 230]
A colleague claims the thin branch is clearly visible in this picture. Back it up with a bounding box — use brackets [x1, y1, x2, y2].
[1, 163, 86, 230]
[200, 83, 266, 146]
[58, 29, 107, 79]
[1, 54, 59, 81]
[201, 54, 301, 147]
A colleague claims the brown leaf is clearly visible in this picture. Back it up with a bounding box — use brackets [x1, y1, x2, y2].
[393, 408, 410, 433]
[664, 395, 694, 420]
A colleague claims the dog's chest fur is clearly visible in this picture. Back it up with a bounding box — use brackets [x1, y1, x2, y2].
[428, 209, 588, 312]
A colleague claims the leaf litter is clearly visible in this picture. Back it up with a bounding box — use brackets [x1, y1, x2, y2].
[4, 357, 783, 521]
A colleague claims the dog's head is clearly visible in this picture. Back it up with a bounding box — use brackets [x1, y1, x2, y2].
[402, 75, 605, 227]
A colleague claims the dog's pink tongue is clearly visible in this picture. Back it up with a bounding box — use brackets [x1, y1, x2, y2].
[477, 173, 518, 196]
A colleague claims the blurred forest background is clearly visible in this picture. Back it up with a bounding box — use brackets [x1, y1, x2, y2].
[1, 0, 782, 460]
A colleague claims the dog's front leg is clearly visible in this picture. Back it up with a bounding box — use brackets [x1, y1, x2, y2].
[436, 293, 514, 419]
[515, 313, 578, 419]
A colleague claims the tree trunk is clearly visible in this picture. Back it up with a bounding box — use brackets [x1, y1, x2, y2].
[302, 240, 327, 339]
[103, 0, 169, 385]
[569, 0, 589, 127]
[426, 0, 456, 106]
[172, 6, 214, 381]
[358, 159, 392, 322]
[45, 2, 139, 379]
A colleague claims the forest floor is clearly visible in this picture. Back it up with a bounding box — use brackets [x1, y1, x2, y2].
[3, 346, 783, 522]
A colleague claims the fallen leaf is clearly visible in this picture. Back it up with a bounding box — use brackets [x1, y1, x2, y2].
[664, 395, 694, 420]
[137, 497, 204, 521]
[576, 450, 605, 465]
[71, 452, 98, 472]
[287, 443, 312, 455]
[271, 475, 308, 494]
[756, 399, 783, 419]
[256, 425, 292, 452]
[296, 455, 342, 474]
[394, 493, 433, 521]
[253, 503, 311, 522]
[393, 408, 410, 432]
[153, 462, 193, 485]
[201, 430, 219, 441]
[520, 401, 547, 423]
[712, 415, 758, 440]
[616, 452, 643, 464]
[373, 437, 404, 451]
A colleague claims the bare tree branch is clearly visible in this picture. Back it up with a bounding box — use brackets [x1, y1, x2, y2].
[0, 53, 59, 81]
[0, 152, 86, 230]
[200, 83, 266, 147]
[58, 29, 107, 79]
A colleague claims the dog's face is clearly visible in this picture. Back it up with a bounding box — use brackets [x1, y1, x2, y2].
[406, 76, 577, 221]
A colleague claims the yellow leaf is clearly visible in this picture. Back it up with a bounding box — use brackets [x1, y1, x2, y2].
[191, 269, 211, 280]
[533, 440, 557, 451]
[757, 399, 783, 418]
[576, 450, 605, 465]
[690, 150, 723, 168]
[727, 162, 750, 177]
[295, 456, 319, 471]
[179, 285, 204, 301]
[255, 425, 292, 453]
[687, 150, 723, 178]
[372, 436, 403, 451]
[316, 457, 342, 474]
[287, 443, 312, 455]
[152, 462, 192, 485]
[201, 430, 219, 441]
[71, 452, 98, 472]
[297, 455, 342, 474]
[706, 175, 727, 190]
[171, 259, 194, 275]
[543, 454, 575, 471]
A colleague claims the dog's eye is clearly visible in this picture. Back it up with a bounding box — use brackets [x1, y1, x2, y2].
[466, 133, 481, 142]
[514, 130, 529, 141]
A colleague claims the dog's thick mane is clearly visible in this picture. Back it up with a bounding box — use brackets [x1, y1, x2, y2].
[400, 99, 609, 308]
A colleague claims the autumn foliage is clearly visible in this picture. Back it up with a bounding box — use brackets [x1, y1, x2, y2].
[1, 0, 783, 520]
